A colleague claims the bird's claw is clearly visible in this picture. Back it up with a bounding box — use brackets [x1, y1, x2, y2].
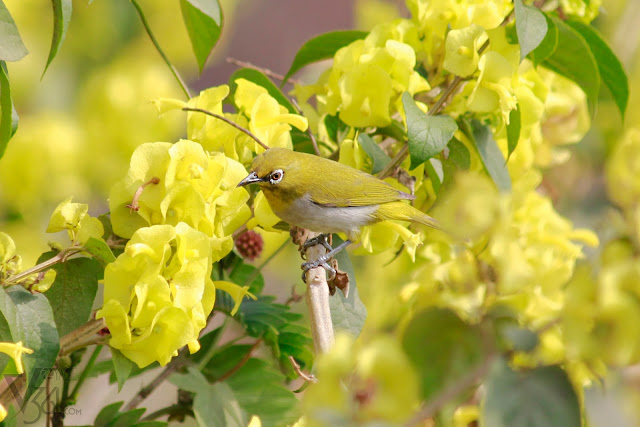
[302, 234, 333, 252]
[301, 258, 336, 282]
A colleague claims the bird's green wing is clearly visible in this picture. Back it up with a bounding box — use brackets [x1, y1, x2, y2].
[308, 168, 414, 207]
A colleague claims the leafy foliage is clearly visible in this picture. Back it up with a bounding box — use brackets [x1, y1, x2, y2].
[403, 92, 458, 170]
[282, 30, 368, 84]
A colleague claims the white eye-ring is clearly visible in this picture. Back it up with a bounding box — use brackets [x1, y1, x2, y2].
[269, 169, 284, 184]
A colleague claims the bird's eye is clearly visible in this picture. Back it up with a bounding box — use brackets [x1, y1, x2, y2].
[269, 169, 284, 184]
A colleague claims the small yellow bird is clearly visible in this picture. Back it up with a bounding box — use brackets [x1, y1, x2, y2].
[237, 147, 439, 274]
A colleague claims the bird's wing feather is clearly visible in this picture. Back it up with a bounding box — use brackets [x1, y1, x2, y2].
[308, 169, 414, 207]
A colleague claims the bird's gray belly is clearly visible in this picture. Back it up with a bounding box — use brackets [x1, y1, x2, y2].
[275, 194, 377, 235]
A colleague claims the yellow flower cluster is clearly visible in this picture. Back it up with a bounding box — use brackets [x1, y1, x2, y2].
[185, 79, 308, 165]
[295, 26, 431, 129]
[423, 171, 595, 304]
[97, 223, 253, 367]
[47, 198, 104, 245]
[104, 137, 265, 366]
[109, 139, 251, 256]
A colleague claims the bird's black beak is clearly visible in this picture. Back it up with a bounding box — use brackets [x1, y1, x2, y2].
[237, 171, 264, 187]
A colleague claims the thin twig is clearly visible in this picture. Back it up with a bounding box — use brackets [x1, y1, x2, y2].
[216, 339, 262, 382]
[4, 247, 79, 285]
[131, 0, 191, 99]
[59, 318, 108, 357]
[127, 176, 160, 212]
[46, 373, 52, 427]
[124, 352, 187, 411]
[290, 98, 321, 156]
[0, 319, 107, 410]
[182, 107, 270, 150]
[288, 356, 317, 383]
[226, 57, 304, 86]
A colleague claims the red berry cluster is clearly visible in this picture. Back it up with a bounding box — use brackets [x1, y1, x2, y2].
[235, 230, 264, 260]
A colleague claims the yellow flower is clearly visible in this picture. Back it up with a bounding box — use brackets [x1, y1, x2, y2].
[46, 197, 104, 244]
[109, 140, 251, 263]
[97, 222, 247, 368]
[0, 341, 33, 374]
[467, 51, 517, 125]
[443, 24, 486, 77]
[235, 79, 308, 152]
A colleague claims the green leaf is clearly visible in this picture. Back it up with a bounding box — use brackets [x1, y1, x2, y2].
[0, 1, 27, 61]
[218, 294, 288, 337]
[529, 13, 558, 65]
[471, 119, 511, 192]
[483, 360, 581, 427]
[323, 113, 349, 143]
[94, 401, 124, 427]
[194, 381, 247, 427]
[402, 92, 458, 170]
[39, 254, 101, 336]
[447, 138, 470, 170]
[330, 236, 367, 337]
[6, 286, 60, 402]
[83, 237, 116, 266]
[0, 61, 18, 160]
[358, 133, 391, 174]
[542, 15, 599, 115]
[110, 347, 134, 392]
[402, 307, 486, 400]
[229, 262, 264, 294]
[566, 19, 629, 119]
[501, 325, 539, 352]
[229, 68, 296, 114]
[425, 158, 443, 194]
[170, 365, 211, 393]
[506, 106, 521, 161]
[514, 0, 548, 61]
[43, 0, 72, 76]
[225, 358, 299, 427]
[282, 30, 368, 85]
[201, 344, 254, 380]
[180, 0, 223, 73]
[93, 400, 154, 427]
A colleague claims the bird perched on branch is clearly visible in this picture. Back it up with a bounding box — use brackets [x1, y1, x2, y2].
[237, 147, 439, 276]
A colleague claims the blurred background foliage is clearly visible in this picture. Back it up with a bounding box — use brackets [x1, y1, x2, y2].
[2, 0, 640, 423]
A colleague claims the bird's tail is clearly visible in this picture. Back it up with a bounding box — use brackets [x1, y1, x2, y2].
[375, 201, 440, 230]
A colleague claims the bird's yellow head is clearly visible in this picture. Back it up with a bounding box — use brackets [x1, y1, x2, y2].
[237, 147, 308, 196]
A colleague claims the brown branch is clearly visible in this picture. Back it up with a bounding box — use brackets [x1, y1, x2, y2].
[226, 57, 303, 85]
[288, 355, 317, 383]
[290, 98, 321, 156]
[0, 318, 107, 410]
[182, 107, 270, 151]
[4, 247, 80, 285]
[124, 352, 187, 411]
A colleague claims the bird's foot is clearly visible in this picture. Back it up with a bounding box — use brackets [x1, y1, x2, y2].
[302, 234, 333, 252]
[301, 255, 337, 282]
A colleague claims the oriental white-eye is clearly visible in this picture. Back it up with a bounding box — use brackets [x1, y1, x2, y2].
[237, 147, 439, 275]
